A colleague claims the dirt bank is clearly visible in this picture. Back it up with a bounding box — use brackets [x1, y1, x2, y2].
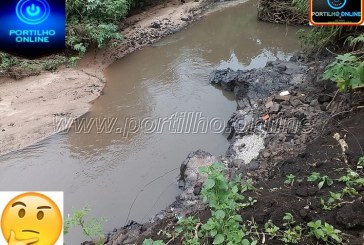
[102, 58, 364, 244]
[0, 0, 246, 156]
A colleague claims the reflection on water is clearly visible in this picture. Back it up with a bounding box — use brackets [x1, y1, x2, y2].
[0, 1, 300, 243]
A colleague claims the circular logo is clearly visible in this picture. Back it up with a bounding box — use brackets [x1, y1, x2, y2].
[327, 0, 347, 10]
[16, 0, 51, 25]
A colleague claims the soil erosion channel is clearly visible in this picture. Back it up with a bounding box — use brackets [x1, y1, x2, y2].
[0, 1, 299, 243]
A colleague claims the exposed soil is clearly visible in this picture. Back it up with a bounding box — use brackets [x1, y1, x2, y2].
[0, 0, 246, 156]
[102, 58, 364, 244]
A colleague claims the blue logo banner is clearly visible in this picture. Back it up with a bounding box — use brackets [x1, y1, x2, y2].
[0, 0, 65, 58]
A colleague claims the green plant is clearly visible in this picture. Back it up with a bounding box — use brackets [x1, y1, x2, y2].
[323, 53, 364, 91]
[281, 213, 302, 244]
[339, 169, 364, 188]
[346, 34, 364, 49]
[298, 27, 343, 53]
[284, 174, 296, 186]
[307, 220, 342, 244]
[64, 206, 106, 245]
[199, 163, 258, 245]
[292, 0, 308, 16]
[264, 220, 280, 238]
[66, 0, 128, 54]
[320, 192, 343, 210]
[342, 186, 359, 197]
[307, 172, 333, 189]
[175, 216, 200, 245]
[143, 239, 166, 245]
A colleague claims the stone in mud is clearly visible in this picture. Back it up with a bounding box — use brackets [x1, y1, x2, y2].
[150, 22, 161, 29]
[318, 94, 333, 104]
[274, 95, 291, 102]
[178, 149, 218, 201]
[310, 99, 318, 107]
[209, 68, 239, 91]
[269, 103, 281, 113]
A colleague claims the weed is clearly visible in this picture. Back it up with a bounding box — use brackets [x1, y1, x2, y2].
[199, 163, 257, 245]
[339, 169, 364, 188]
[307, 172, 333, 189]
[176, 216, 200, 245]
[323, 53, 364, 91]
[64, 206, 107, 245]
[284, 174, 296, 186]
[143, 239, 166, 245]
[307, 220, 342, 244]
[320, 192, 343, 210]
[264, 220, 280, 238]
[281, 213, 302, 244]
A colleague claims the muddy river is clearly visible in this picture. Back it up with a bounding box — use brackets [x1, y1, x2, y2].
[0, 1, 300, 243]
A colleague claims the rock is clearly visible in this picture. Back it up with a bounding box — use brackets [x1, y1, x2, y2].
[320, 104, 328, 111]
[290, 99, 301, 108]
[318, 94, 333, 104]
[150, 22, 161, 29]
[209, 69, 240, 91]
[279, 91, 290, 96]
[309, 99, 318, 107]
[276, 63, 287, 72]
[181, 17, 189, 21]
[274, 95, 291, 102]
[178, 150, 218, 200]
[269, 103, 281, 113]
[265, 101, 274, 108]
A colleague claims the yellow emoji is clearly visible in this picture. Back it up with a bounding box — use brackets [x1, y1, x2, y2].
[1, 192, 62, 245]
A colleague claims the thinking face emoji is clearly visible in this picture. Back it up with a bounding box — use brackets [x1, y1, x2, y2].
[1, 192, 62, 245]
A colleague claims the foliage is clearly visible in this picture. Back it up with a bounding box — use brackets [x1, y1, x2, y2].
[307, 220, 342, 244]
[199, 163, 258, 245]
[346, 34, 364, 49]
[323, 53, 364, 91]
[144, 162, 351, 245]
[143, 239, 166, 245]
[66, 0, 129, 54]
[307, 172, 333, 189]
[320, 192, 343, 210]
[339, 169, 364, 188]
[284, 174, 296, 186]
[281, 213, 302, 244]
[176, 216, 200, 245]
[264, 220, 280, 238]
[64, 206, 107, 245]
[292, 0, 308, 16]
[298, 27, 343, 53]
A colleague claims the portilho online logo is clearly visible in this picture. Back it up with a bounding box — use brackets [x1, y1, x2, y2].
[327, 0, 347, 10]
[16, 0, 51, 25]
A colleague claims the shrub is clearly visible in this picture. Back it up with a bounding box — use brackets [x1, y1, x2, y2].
[323, 53, 364, 91]
[66, 0, 130, 54]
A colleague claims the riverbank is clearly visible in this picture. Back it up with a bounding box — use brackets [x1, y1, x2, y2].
[102, 57, 364, 244]
[0, 0, 247, 157]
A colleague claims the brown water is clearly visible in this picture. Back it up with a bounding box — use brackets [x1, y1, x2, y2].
[0, 1, 300, 243]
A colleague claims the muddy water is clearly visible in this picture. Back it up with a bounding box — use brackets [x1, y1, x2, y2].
[0, 1, 300, 243]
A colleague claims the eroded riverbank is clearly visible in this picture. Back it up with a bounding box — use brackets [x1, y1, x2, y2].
[104, 55, 364, 245]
